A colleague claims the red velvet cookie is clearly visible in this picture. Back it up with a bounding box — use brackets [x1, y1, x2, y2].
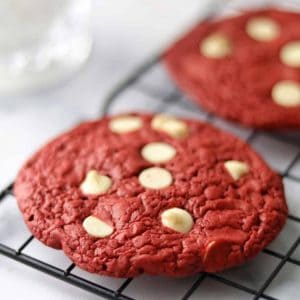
[14, 113, 287, 277]
[164, 9, 300, 129]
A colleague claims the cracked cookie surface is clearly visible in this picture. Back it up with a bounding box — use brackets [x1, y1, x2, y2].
[14, 113, 287, 277]
[164, 9, 300, 129]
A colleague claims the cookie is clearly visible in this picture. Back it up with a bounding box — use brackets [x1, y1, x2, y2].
[14, 113, 287, 277]
[164, 9, 300, 129]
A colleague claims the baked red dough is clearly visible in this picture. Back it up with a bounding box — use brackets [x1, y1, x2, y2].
[164, 9, 300, 129]
[14, 113, 287, 277]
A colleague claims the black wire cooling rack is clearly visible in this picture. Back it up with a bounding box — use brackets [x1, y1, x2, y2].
[1, 2, 300, 300]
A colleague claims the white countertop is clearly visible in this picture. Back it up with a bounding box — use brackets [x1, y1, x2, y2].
[0, 1, 204, 299]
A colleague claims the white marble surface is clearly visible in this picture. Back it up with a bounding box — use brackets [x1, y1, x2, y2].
[1, 1, 300, 300]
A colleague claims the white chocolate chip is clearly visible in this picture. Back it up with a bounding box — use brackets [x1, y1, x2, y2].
[272, 80, 300, 107]
[224, 160, 249, 181]
[161, 208, 194, 234]
[246, 17, 280, 42]
[138, 167, 173, 189]
[151, 114, 189, 139]
[109, 115, 143, 134]
[80, 170, 112, 195]
[280, 41, 300, 68]
[141, 142, 176, 163]
[83, 216, 113, 238]
[200, 33, 232, 58]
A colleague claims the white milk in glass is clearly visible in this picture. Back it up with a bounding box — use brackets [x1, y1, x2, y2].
[0, 0, 92, 95]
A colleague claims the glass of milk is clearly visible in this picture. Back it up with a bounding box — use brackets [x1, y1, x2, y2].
[0, 0, 92, 95]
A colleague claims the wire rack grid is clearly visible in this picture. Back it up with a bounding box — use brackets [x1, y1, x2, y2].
[1, 2, 300, 300]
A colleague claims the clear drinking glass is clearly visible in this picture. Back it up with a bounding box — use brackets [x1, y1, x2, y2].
[0, 0, 92, 95]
